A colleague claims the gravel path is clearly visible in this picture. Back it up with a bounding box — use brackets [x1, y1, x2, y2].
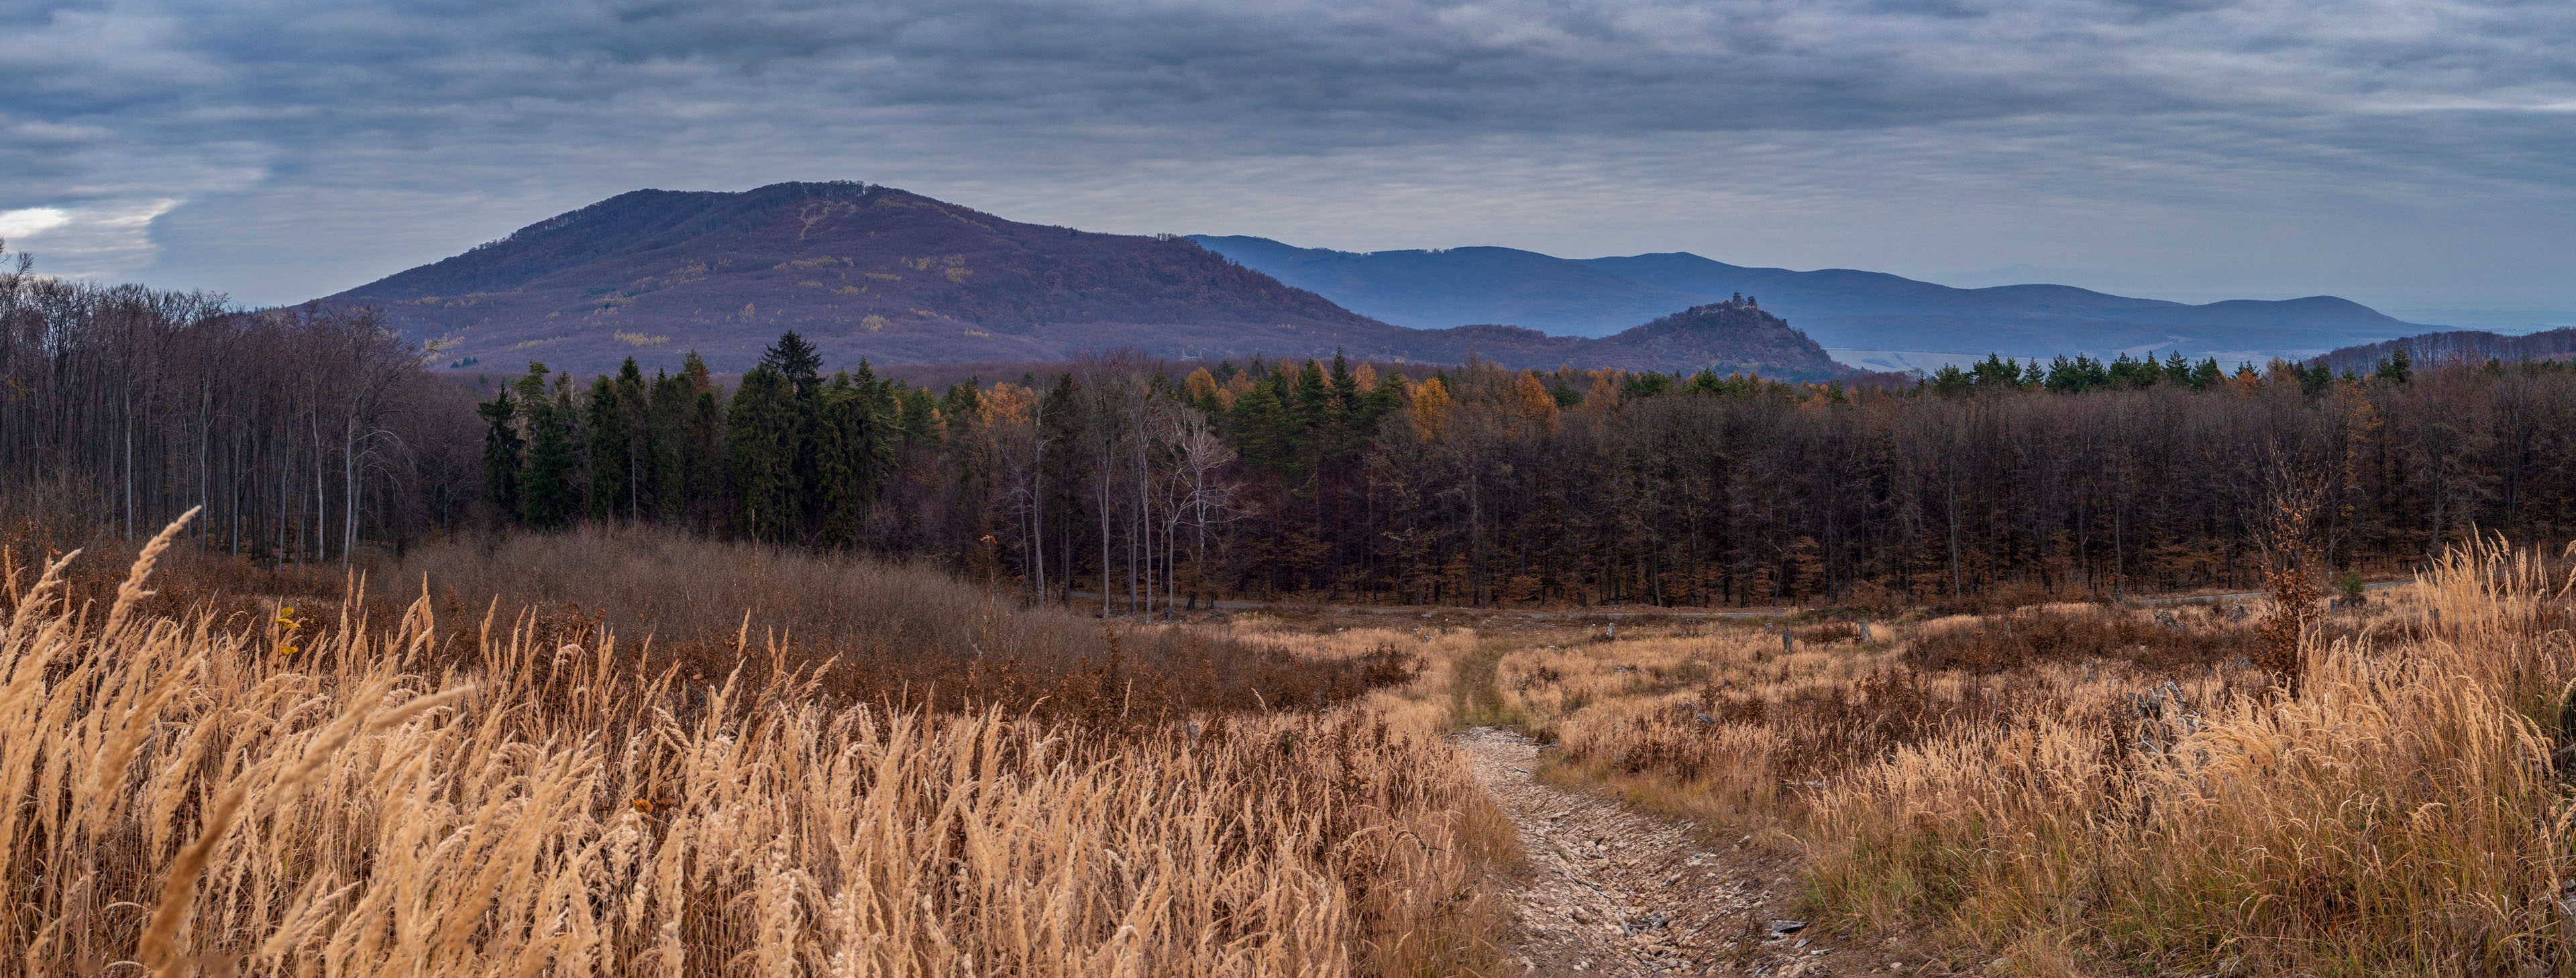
[1459, 726, 1896, 977]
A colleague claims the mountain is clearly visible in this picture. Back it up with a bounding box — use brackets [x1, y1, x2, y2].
[332, 182, 1381, 374]
[1437, 300, 1845, 378]
[2312, 326, 2576, 373]
[1189, 236, 2421, 359]
[1187, 237, 1702, 336]
[327, 182, 1848, 380]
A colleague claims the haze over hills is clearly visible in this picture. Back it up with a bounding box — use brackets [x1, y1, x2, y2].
[329, 182, 1849, 380]
[1189, 235, 2424, 362]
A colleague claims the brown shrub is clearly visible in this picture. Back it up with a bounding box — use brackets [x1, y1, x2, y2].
[1793, 620, 1861, 645]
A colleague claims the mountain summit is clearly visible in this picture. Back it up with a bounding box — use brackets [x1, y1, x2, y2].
[332, 182, 1383, 373]
[327, 183, 1849, 379]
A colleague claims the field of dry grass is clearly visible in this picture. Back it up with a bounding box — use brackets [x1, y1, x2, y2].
[0, 516, 1518, 976]
[13, 473, 2576, 977]
[1462, 541, 2576, 975]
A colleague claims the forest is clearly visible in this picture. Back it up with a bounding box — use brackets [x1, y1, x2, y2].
[10, 251, 2575, 611]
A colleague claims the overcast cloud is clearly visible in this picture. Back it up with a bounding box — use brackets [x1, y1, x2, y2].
[3, 0, 2571, 321]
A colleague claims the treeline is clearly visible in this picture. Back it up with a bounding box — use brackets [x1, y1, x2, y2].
[0, 243, 479, 559]
[11, 229, 2571, 609]
[1923, 348, 2417, 395]
[478, 331, 2576, 610]
[2314, 326, 2576, 375]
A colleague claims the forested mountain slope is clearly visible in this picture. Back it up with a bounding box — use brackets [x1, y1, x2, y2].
[322, 181, 1854, 380]
[329, 182, 1847, 379]
[331, 182, 1387, 374]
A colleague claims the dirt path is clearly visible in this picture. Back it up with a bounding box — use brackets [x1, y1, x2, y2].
[1460, 726, 1906, 977]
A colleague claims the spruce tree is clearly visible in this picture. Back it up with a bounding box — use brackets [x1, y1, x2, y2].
[2190, 358, 2224, 390]
[520, 380, 581, 527]
[812, 377, 895, 547]
[676, 351, 727, 526]
[2376, 347, 2413, 383]
[1229, 382, 1292, 476]
[646, 369, 691, 521]
[939, 382, 982, 423]
[729, 366, 800, 542]
[1328, 351, 1359, 409]
[897, 386, 940, 445]
[614, 358, 649, 517]
[476, 389, 523, 523]
[585, 375, 628, 521]
[761, 331, 824, 393]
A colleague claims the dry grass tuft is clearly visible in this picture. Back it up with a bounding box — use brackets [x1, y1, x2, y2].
[1, 517, 1513, 976]
[1806, 535, 2576, 974]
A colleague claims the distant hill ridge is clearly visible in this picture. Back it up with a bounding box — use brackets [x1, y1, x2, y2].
[1189, 235, 2420, 359]
[329, 182, 1848, 380]
[2313, 326, 2576, 372]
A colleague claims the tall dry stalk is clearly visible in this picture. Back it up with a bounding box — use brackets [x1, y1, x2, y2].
[1805, 535, 2576, 975]
[1, 514, 1510, 977]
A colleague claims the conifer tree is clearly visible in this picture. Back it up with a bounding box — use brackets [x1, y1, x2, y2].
[1360, 367, 1405, 431]
[684, 381, 728, 527]
[761, 331, 824, 393]
[2376, 347, 2413, 383]
[614, 358, 649, 517]
[646, 369, 692, 520]
[939, 382, 982, 423]
[1329, 351, 1360, 409]
[585, 374, 628, 520]
[1229, 380, 1292, 476]
[2190, 358, 2224, 390]
[897, 386, 940, 445]
[811, 375, 898, 547]
[729, 366, 800, 541]
[476, 389, 523, 523]
[519, 369, 582, 528]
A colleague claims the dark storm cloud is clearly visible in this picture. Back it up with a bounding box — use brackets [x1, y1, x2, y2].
[2, 0, 2571, 311]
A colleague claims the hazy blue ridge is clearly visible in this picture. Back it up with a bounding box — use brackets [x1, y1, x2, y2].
[1193, 235, 2425, 359]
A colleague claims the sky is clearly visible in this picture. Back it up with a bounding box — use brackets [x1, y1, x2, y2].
[4, 0, 2572, 327]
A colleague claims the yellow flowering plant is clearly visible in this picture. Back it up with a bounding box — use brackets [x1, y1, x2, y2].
[272, 606, 302, 657]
